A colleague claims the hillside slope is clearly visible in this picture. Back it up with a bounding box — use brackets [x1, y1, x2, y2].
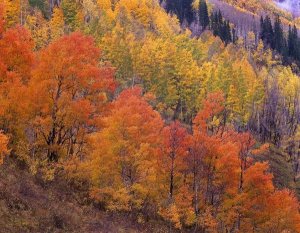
[275, 0, 300, 17]
[0, 0, 300, 232]
[0, 159, 173, 233]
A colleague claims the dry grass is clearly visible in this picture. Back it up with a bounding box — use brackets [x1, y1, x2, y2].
[0, 158, 177, 233]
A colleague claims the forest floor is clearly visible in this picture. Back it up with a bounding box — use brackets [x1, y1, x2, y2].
[0, 158, 177, 233]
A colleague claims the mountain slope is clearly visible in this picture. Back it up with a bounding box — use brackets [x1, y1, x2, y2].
[0, 159, 174, 233]
[0, 0, 300, 232]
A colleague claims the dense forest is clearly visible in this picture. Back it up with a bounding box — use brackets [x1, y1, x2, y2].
[0, 0, 300, 232]
[166, 0, 300, 64]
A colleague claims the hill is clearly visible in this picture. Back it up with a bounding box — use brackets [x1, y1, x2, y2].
[207, 0, 300, 32]
[0, 0, 300, 232]
[0, 158, 175, 233]
[213, 0, 292, 19]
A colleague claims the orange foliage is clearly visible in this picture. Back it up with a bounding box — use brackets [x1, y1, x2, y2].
[88, 87, 164, 211]
[0, 2, 298, 229]
[28, 32, 116, 162]
[0, 18, 34, 139]
[0, 26, 34, 82]
[193, 91, 224, 133]
[0, 131, 9, 164]
[160, 121, 189, 198]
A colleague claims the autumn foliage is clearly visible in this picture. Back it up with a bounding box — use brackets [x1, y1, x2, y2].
[0, 131, 9, 164]
[0, 1, 299, 232]
[88, 87, 164, 211]
[28, 32, 116, 162]
[85, 91, 300, 231]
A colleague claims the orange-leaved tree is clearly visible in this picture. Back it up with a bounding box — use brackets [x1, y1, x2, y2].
[88, 87, 164, 212]
[239, 162, 300, 232]
[191, 92, 240, 231]
[187, 92, 300, 232]
[158, 120, 192, 228]
[0, 6, 34, 146]
[27, 32, 116, 162]
[161, 120, 190, 200]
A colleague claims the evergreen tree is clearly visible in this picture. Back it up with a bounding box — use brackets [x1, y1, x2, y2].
[165, 0, 194, 24]
[259, 15, 300, 64]
[211, 11, 219, 36]
[288, 25, 293, 57]
[260, 15, 274, 49]
[273, 16, 285, 54]
[281, 37, 289, 64]
[217, 10, 222, 24]
[210, 11, 217, 33]
[288, 24, 299, 60]
[210, 10, 232, 45]
[199, 0, 209, 29]
[292, 25, 299, 60]
[165, 0, 180, 19]
[259, 16, 264, 40]
[224, 20, 232, 44]
[232, 27, 238, 44]
[182, 0, 194, 24]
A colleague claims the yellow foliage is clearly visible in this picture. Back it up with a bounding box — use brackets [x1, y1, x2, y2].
[91, 187, 131, 211]
[25, 10, 50, 49]
[97, 0, 112, 10]
[50, 7, 64, 41]
[159, 204, 182, 229]
[3, 0, 20, 27]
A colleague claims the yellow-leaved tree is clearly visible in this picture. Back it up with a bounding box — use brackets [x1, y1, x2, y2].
[50, 7, 64, 41]
[3, 0, 20, 27]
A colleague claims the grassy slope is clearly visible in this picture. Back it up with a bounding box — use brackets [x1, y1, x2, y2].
[0, 158, 176, 233]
